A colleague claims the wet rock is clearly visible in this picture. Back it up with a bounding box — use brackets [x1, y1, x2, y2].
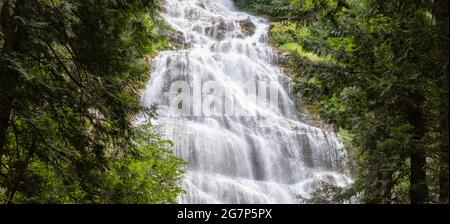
[239, 18, 256, 37]
[298, 134, 314, 168]
[278, 51, 292, 65]
[162, 29, 186, 45]
[205, 18, 234, 41]
[185, 8, 201, 20]
[192, 24, 203, 33]
[197, 1, 206, 9]
[259, 33, 268, 43]
[215, 20, 228, 41]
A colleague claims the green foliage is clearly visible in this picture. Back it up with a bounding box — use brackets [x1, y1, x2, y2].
[298, 179, 357, 204]
[104, 124, 185, 204]
[0, 0, 184, 204]
[248, 0, 449, 203]
[233, 0, 291, 17]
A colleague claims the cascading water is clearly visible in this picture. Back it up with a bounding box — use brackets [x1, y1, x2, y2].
[142, 0, 352, 204]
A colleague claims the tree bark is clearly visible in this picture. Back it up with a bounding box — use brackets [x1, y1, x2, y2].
[408, 94, 429, 204]
[410, 150, 428, 204]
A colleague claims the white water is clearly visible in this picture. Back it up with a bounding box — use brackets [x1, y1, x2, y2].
[142, 0, 352, 204]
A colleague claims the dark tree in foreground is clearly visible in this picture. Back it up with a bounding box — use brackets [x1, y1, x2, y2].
[0, 0, 184, 203]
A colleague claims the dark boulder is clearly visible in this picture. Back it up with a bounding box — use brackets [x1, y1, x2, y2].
[206, 18, 234, 41]
[239, 18, 256, 37]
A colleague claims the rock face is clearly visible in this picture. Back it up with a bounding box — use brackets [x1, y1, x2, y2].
[278, 51, 292, 65]
[206, 18, 234, 41]
[204, 18, 256, 41]
[162, 29, 186, 45]
[238, 18, 256, 37]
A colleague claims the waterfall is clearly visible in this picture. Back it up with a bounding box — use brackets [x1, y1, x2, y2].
[142, 0, 352, 204]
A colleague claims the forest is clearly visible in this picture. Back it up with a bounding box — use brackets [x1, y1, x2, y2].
[0, 0, 448, 204]
[0, 0, 184, 203]
[235, 0, 449, 204]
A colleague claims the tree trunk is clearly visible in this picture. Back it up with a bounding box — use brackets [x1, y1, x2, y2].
[434, 0, 449, 204]
[410, 150, 428, 204]
[408, 94, 429, 204]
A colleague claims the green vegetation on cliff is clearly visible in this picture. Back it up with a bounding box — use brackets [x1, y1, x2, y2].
[234, 0, 290, 17]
